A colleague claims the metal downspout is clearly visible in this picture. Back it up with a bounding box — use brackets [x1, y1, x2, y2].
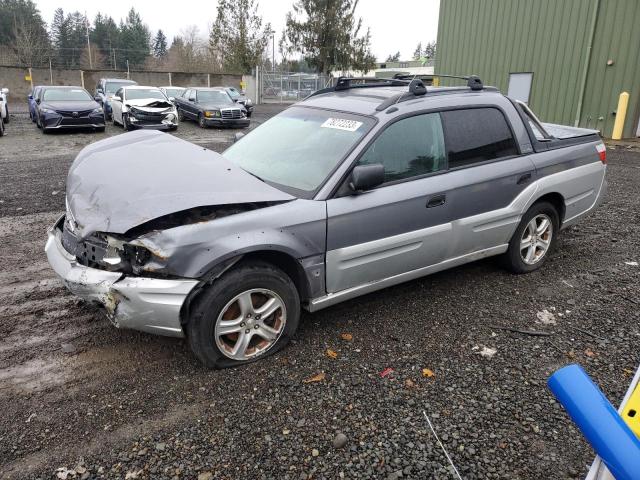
[574, 0, 600, 127]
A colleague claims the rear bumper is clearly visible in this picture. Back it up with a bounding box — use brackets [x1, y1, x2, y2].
[45, 216, 198, 338]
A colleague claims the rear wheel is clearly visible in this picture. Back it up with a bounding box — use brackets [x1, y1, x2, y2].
[187, 262, 300, 369]
[503, 201, 559, 273]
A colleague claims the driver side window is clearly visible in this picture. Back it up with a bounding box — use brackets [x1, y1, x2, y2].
[358, 112, 446, 184]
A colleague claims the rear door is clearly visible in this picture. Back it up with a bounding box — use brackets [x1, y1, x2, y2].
[439, 107, 536, 257]
[325, 112, 453, 293]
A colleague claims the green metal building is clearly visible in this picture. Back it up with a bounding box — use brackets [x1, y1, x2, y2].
[435, 0, 640, 138]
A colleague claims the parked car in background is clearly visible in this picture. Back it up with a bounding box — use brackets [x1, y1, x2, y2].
[224, 86, 253, 117]
[0, 87, 9, 124]
[159, 86, 186, 102]
[175, 87, 249, 128]
[28, 86, 43, 122]
[35, 86, 105, 133]
[94, 78, 138, 120]
[45, 76, 607, 368]
[111, 86, 178, 131]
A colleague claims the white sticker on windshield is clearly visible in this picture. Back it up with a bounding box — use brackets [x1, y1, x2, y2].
[321, 118, 363, 132]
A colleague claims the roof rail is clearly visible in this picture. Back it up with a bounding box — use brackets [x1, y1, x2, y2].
[392, 73, 484, 91]
[306, 76, 410, 99]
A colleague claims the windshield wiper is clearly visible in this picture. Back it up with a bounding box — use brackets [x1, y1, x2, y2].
[241, 168, 265, 183]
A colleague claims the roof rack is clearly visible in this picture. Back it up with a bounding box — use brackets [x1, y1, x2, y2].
[392, 73, 484, 91]
[306, 76, 410, 99]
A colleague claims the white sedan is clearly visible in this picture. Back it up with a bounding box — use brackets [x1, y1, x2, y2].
[111, 86, 178, 131]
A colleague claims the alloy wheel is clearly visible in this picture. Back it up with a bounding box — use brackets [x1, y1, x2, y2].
[214, 289, 286, 361]
[520, 214, 553, 265]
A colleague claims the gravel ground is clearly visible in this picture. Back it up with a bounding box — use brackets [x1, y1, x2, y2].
[0, 105, 639, 480]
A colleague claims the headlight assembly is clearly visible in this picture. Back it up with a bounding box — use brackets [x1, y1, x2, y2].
[92, 107, 104, 114]
[204, 110, 221, 118]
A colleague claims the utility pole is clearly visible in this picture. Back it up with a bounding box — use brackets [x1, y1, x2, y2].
[85, 12, 93, 69]
[266, 29, 275, 73]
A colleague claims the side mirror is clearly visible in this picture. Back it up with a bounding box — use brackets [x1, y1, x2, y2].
[1, 87, 8, 94]
[96, 88, 103, 94]
[189, 97, 196, 102]
[35, 98, 41, 104]
[233, 132, 245, 143]
[350, 164, 385, 192]
[112, 95, 122, 102]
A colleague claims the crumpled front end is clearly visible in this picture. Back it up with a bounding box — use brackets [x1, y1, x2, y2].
[45, 216, 198, 337]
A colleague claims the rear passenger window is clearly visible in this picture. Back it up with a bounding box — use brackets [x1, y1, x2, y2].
[358, 113, 446, 183]
[442, 108, 518, 168]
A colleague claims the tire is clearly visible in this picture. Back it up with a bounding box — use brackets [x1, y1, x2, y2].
[96, 126, 105, 132]
[502, 201, 560, 274]
[122, 114, 132, 131]
[177, 108, 185, 122]
[0, 117, 4, 136]
[187, 261, 300, 369]
[198, 113, 207, 128]
[247, 111, 252, 118]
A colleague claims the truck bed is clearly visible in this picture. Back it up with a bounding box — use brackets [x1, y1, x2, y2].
[542, 122, 600, 140]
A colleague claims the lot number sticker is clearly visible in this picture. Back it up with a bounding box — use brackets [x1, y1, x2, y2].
[321, 118, 363, 132]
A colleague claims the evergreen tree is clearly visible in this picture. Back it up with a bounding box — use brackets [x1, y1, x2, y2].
[385, 52, 400, 62]
[209, 0, 270, 73]
[282, 0, 375, 75]
[152, 29, 168, 57]
[119, 8, 150, 67]
[412, 42, 422, 60]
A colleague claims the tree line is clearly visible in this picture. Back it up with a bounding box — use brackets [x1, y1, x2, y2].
[0, 0, 431, 75]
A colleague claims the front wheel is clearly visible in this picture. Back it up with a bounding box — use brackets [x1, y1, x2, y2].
[187, 262, 300, 369]
[198, 113, 207, 128]
[502, 201, 559, 273]
[177, 108, 185, 122]
[122, 114, 132, 131]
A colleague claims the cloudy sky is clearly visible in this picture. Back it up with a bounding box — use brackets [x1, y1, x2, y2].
[34, 0, 440, 62]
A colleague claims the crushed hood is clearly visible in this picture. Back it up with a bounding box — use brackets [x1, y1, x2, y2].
[126, 98, 174, 110]
[66, 130, 294, 238]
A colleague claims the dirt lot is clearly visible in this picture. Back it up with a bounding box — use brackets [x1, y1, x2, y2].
[0, 106, 639, 480]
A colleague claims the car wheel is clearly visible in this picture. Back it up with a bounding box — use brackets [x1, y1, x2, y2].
[122, 114, 132, 131]
[0, 117, 4, 136]
[96, 126, 105, 132]
[198, 113, 207, 128]
[187, 261, 300, 369]
[502, 201, 559, 274]
[177, 108, 185, 122]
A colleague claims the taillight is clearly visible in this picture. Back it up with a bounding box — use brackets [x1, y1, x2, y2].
[596, 143, 607, 164]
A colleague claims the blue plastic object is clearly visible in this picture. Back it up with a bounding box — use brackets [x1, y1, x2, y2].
[548, 364, 640, 480]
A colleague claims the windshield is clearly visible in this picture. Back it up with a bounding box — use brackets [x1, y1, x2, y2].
[126, 89, 167, 100]
[105, 81, 134, 94]
[197, 90, 233, 104]
[43, 88, 92, 102]
[165, 88, 184, 98]
[226, 88, 241, 99]
[224, 107, 374, 195]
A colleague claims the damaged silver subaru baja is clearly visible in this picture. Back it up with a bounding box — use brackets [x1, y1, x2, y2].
[46, 77, 606, 368]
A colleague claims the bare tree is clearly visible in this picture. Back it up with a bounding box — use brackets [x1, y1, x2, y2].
[12, 19, 50, 66]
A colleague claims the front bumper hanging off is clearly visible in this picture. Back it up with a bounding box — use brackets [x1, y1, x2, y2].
[45, 216, 198, 338]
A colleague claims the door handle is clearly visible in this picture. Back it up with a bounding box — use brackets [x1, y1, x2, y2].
[426, 194, 446, 208]
[517, 173, 532, 185]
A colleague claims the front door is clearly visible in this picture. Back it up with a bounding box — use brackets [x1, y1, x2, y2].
[325, 112, 453, 293]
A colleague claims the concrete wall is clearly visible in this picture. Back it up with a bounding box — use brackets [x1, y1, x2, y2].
[0, 65, 242, 102]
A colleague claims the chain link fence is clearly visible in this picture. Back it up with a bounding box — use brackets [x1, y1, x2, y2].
[258, 67, 332, 103]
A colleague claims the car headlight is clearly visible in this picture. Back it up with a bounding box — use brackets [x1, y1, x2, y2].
[40, 108, 56, 114]
[92, 107, 103, 114]
[165, 113, 176, 121]
[204, 110, 220, 118]
[246, 98, 252, 106]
